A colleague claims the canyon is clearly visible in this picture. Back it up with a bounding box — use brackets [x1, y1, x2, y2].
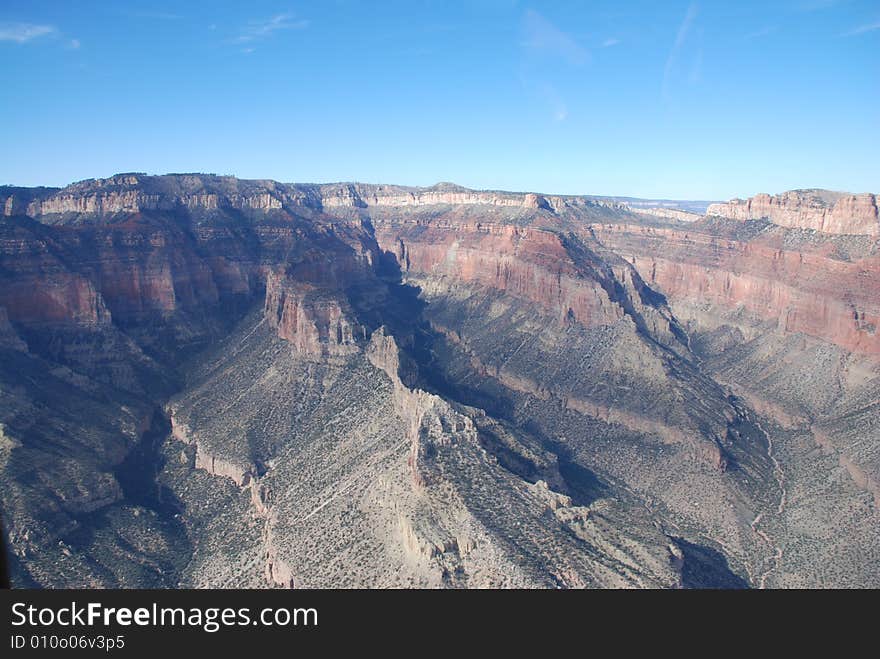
[0, 174, 877, 588]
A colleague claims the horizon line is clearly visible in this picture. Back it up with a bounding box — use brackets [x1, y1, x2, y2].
[1, 171, 874, 203]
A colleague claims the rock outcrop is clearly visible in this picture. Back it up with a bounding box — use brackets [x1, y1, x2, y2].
[707, 189, 879, 236]
[264, 271, 364, 358]
[626, 206, 702, 222]
[590, 221, 880, 356]
[379, 221, 626, 327]
[0, 174, 296, 219]
[315, 181, 620, 214]
[2, 176, 624, 224]
[366, 327, 470, 488]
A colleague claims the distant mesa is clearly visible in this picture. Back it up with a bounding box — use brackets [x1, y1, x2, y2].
[0, 174, 624, 218]
[707, 189, 879, 236]
[2, 174, 877, 237]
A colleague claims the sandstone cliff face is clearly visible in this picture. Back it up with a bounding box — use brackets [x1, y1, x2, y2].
[590, 221, 880, 356]
[1, 175, 589, 221]
[1, 174, 295, 219]
[365, 327, 480, 489]
[321, 185, 555, 211]
[0, 219, 113, 327]
[376, 221, 627, 328]
[264, 271, 364, 358]
[707, 190, 879, 236]
[371, 215, 684, 349]
[315, 182, 623, 215]
[626, 206, 702, 222]
[0, 188, 383, 338]
[0, 216, 230, 330]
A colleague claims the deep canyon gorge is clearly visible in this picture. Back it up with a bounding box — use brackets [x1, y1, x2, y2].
[0, 174, 877, 588]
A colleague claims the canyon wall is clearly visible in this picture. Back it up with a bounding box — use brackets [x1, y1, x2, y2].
[625, 206, 702, 223]
[0, 192, 381, 336]
[376, 221, 626, 328]
[707, 190, 879, 236]
[588, 221, 880, 356]
[0, 174, 308, 219]
[316, 182, 628, 215]
[264, 271, 365, 358]
[1, 175, 627, 222]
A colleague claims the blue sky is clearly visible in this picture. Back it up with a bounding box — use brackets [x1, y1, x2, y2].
[1, 1, 878, 199]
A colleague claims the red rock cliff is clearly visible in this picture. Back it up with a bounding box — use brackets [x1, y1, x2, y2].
[374, 220, 626, 328]
[707, 190, 879, 236]
[590, 221, 880, 356]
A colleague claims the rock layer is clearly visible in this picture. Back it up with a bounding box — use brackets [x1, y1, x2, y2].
[707, 189, 879, 236]
[589, 221, 880, 356]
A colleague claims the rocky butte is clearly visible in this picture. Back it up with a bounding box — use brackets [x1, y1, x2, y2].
[707, 189, 879, 236]
[0, 174, 878, 589]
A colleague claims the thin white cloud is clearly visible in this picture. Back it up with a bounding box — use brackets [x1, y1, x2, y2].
[68, 38, 80, 49]
[233, 13, 309, 44]
[601, 38, 620, 48]
[0, 22, 56, 43]
[521, 10, 588, 66]
[518, 10, 590, 122]
[662, 2, 698, 100]
[842, 21, 880, 36]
